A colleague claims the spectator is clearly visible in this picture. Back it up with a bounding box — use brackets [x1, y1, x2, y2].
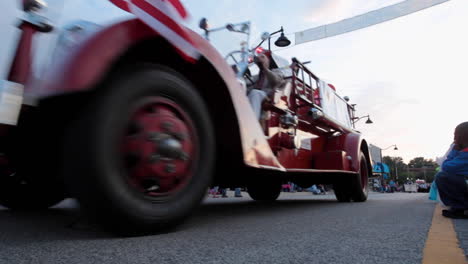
[389, 180, 397, 193]
[289, 182, 296, 192]
[395, 182, 402, 192]
[373, 179, 381, 192]
[381, 181, 387, 193]
[220, 188, 228, 198]
[435, 122, 468, 219]
[247, 52, 285, 120]
[310, 185, 321, 195]
[317, 184, 327, 194]
[209, 186, 220, 198]
[234, 187, 243, 198]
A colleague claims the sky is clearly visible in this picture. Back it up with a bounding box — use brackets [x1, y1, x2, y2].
[0, 0, 467, 162]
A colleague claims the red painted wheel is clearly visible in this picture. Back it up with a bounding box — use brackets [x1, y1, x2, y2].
[64, 65, 214, 235]
[122, 97, 198, 197]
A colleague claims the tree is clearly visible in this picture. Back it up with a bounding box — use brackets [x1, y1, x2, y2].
[407, 157, 438, 183]
[380, 156, 438, 184]
[382, 156, 406, 182]
[408, 157, 425, 168]
[408, 157, 438, 168]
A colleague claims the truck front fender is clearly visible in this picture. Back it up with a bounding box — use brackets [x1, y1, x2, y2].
[324, 132, 371, 174]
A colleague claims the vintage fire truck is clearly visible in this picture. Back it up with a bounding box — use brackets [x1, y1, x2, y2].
[0, 0, 371, 234]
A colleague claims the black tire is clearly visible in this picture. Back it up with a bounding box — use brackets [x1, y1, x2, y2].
[334, 151, 369, 202]
[247, 179, 281, 201]
[350, 152, 369, 202]
[64, 64, 215, 235]
[333, 179, 352, 202]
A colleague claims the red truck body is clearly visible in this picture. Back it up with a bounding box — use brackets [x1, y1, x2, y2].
[32, 18, 370, 177]
[0, 2, 371, 234]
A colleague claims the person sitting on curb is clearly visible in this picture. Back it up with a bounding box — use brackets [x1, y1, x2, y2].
[435, 122, 468, 219]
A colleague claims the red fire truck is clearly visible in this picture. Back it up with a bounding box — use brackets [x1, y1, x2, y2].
[0, 0, 371, 234]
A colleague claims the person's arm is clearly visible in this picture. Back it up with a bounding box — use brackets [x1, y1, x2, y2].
[255, 55, 284, 88]
[444, 148, 459, 162]
[441, 150, 468, 174]
[246, 75, 259, 94]
[263, 68, 283, 88]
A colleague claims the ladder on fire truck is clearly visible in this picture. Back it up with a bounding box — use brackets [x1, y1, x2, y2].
[288, 57, 355, 134]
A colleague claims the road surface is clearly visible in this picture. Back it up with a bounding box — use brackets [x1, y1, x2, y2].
[0, 192, 464, 264]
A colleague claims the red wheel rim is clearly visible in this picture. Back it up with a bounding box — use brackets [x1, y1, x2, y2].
[121, 97, 198, 197]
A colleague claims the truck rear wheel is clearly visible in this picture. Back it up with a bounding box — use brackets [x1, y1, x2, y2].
[350, 152, 369, 202]
[64, 65, 214, 235]
[247, 179, 281, 201]
[333, 180, 352, 202]
[333, 151, 369, 202]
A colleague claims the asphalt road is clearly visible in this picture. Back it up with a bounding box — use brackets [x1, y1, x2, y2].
[454, 218, 468, 259]
[0, 192, 437, 264]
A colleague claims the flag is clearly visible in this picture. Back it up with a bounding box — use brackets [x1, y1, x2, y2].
[109, 0, 199, 61]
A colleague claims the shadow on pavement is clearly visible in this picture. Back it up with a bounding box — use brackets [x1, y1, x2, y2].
[0, 199, 108, 244]
[181, 197, 341, 231]
[0, 196, 340, 242]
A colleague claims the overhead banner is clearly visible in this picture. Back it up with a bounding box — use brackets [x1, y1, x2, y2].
[295, 0, 450, 44]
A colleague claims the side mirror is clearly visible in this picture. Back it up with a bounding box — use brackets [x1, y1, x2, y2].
[240, 23, 249, 33]
[199, 18, 208, 31]
[226, 23, 234, 32]
[227, 23, 250, 34]
[23, 0, 47, 12]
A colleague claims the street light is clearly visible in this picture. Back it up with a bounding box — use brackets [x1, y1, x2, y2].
[382, 144, 398, 151]
[382, 145, 399, 181]
[199, 18, 251, 40]
[254, 27, 292, 50]
[352, 114, 373, 125]
[269, 27, 291, 49]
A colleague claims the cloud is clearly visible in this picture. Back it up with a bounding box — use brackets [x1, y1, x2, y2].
[302, 0, 354, 25]
[281, 0, 467, 162]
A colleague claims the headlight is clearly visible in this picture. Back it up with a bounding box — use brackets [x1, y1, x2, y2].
[24, 0, 48, 12]
[23, 0, 53, 32]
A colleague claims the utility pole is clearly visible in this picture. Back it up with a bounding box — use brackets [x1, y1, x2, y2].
[395, 163, 399, 181]
[395, 165, 398, 182]
[407, 166, 410, 181]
